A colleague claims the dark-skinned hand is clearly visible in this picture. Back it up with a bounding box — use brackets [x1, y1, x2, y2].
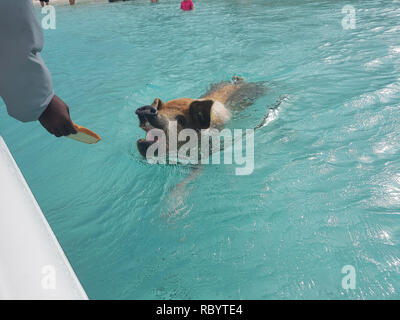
[39, 95, 77, 137]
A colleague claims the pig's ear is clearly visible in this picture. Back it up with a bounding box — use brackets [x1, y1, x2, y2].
[189, 100, 213, 129]
[152, 98, 164, 109]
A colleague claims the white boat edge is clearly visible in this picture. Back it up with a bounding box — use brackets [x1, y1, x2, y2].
[0, 136, 88, 300]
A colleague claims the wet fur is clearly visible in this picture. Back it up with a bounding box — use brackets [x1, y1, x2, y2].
[137, 77, 266, 156]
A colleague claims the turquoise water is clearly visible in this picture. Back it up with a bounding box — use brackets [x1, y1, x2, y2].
[1, 0, 400, 299]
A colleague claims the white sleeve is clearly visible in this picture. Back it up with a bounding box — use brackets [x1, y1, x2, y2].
[0, 0, 54, 122]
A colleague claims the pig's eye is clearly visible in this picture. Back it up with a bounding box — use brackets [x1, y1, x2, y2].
[175, 115, 186, 127]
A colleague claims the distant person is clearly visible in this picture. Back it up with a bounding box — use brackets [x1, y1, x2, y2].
[151, 0, 159, 3]
[180, 0, 194, 11]
[40, 0, 49, 7]
[0, 0, 77, 137]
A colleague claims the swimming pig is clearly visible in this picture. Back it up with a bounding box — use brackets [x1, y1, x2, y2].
[135, 76, 266, 159]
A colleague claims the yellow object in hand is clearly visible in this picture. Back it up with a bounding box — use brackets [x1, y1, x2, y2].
[67, 124, 101, 144]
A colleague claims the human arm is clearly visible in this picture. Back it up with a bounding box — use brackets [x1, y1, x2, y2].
[0, 0, 76, 136]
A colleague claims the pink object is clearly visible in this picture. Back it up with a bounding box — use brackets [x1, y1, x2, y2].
[181, 0, 194, 11]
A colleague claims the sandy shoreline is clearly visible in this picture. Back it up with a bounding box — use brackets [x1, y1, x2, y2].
[33, 0, 108, 7]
